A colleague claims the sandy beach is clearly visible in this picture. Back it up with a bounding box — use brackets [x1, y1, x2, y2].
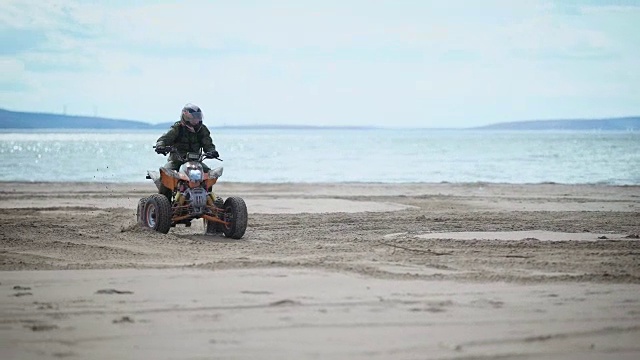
[1, 181, 639, 359]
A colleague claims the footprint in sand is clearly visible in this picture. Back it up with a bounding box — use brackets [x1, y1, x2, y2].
[25, 324, 58, 332]
[113, 316, 135, 324]
[95, 289, 134, 295]
[269, 299, 301, 306]
[241, 290, 273, 295]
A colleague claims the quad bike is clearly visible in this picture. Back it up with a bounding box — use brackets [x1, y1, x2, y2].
[136, 146, 248, 239]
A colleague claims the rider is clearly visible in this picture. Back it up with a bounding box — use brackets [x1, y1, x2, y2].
[155, 103, 219, 173]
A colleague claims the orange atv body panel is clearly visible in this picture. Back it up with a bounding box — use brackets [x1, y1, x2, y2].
[159, 168, 183, 191]
[205, 176, 218, 188]
[160, 167, 218, 190]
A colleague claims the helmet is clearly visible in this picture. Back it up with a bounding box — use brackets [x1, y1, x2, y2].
[181, 103, 203, 132]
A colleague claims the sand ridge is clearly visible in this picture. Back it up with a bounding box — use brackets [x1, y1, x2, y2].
[1, 182, 638, 282]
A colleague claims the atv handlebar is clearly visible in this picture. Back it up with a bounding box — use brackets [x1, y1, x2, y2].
[153, 146, 222, 162]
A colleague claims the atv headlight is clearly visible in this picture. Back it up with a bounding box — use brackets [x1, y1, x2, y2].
[188, 169, 202, 181]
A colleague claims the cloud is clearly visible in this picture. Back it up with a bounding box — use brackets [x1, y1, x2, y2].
[0, 58, 26, 81]
[0, 29, 48, 55]
[0, 57, 39, 95]
[504, 15, 613, 59]
[0, 0, 638, 126]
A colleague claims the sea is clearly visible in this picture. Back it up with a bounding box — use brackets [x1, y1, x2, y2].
[0, 129, 638, 185]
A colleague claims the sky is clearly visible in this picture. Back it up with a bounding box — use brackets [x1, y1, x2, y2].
[1, 0, 639, 128]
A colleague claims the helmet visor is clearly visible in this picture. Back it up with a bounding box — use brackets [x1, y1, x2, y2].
[185, 109, 203, 124]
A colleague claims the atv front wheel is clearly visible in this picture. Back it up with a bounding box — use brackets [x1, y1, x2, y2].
[145, 194, 172, 234]
[222, 196, 248, 239]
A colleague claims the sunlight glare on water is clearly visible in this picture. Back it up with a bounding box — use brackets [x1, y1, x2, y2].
[0, 129, 638, 184]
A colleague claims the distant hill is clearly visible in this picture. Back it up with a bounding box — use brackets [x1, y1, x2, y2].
[0, 108, 169, 129]
[476, 117, 640, 131]
[0, 108, 377, 130]
[0, 108, 372, 130]
[1, 108, 639, 130]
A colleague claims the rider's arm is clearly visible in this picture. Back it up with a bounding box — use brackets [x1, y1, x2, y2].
[156, 123, 180, 147]
[199, 125, 216, 153]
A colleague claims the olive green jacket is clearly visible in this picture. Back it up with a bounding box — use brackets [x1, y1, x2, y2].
[155, 121, 216, 163]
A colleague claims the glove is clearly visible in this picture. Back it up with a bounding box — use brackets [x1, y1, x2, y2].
[206, 150, 219, 158]
[155, 145, 167, 154]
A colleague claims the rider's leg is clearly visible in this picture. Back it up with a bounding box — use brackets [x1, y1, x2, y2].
[163, 161, 182, 172]
[200, 163, 214, 192]
[158, 161, 182, 200]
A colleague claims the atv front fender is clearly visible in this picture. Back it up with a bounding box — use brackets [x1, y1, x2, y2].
[146, 170, 161, 191]
[147, 168, 180, 192]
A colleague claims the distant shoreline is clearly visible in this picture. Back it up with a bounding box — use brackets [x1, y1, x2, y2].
[0, 127, 638, 132]
[1, 180, 638, 188]
[1, 108, 639, 131]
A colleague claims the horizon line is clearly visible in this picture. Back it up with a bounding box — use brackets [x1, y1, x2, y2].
[1, 107, 639, 130]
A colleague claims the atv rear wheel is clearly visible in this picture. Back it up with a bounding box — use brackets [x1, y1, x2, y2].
[222, 196, 248, 239]
[145, 194, 172, 234]
[204, 196, 225, 235]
